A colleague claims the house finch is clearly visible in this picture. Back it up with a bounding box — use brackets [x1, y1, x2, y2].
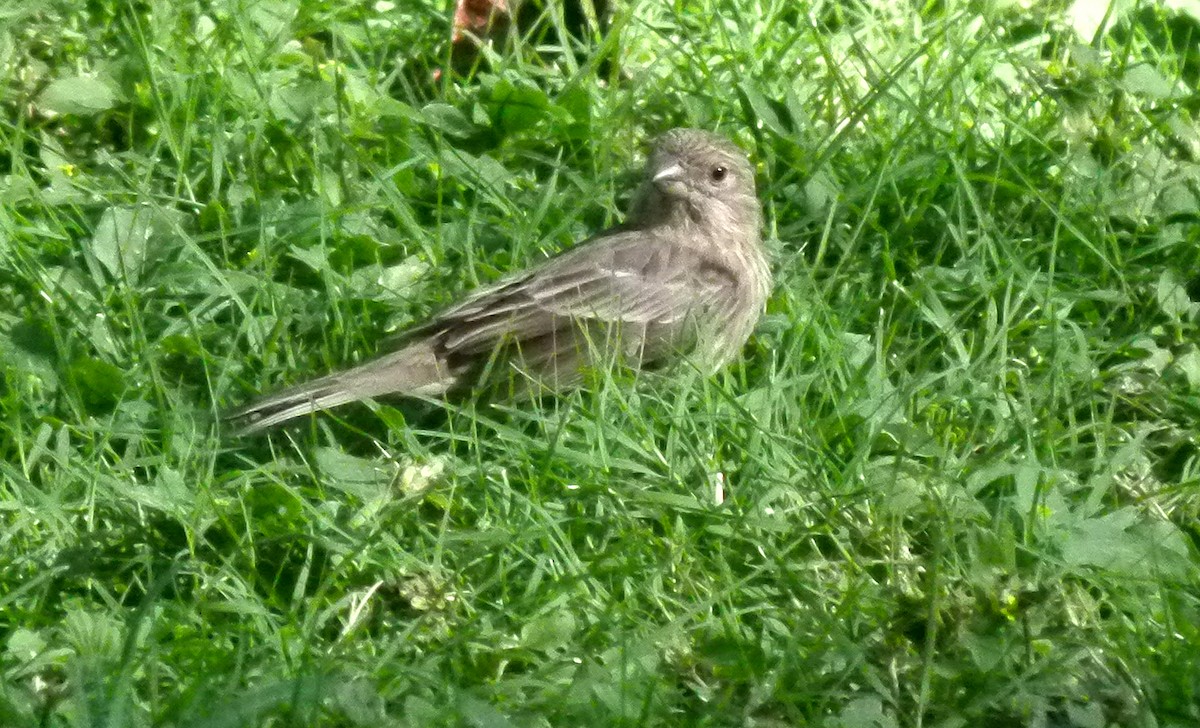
[231, 128, 770, 432]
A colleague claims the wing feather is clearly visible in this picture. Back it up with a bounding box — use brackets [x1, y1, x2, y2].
[432, 231, 737, 365]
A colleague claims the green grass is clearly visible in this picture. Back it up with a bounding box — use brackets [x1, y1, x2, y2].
[3, 0, 1200, 725]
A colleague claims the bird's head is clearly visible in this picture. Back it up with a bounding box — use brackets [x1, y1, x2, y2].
[629, 128, 760, 233]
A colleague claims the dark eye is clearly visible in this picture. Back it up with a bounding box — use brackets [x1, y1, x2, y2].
[710, 165, 728, 182]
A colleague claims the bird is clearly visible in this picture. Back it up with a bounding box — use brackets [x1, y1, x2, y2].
[230, 128, 770, 432]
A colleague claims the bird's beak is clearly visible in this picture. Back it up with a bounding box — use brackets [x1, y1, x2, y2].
[652, 163, 686, 195]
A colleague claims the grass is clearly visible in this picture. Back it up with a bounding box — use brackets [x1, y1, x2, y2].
[2, 0, 1200, 725]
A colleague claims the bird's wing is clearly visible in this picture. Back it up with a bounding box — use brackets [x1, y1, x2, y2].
[429, 230, 741, 359]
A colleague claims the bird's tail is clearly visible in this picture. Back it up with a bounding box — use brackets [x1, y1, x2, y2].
[228, 342, 451, 433]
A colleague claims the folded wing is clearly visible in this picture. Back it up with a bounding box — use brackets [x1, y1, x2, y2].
[425, 230, 741, 375]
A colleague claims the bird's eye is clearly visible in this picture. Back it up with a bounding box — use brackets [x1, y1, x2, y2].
[710, 165, 728, 183]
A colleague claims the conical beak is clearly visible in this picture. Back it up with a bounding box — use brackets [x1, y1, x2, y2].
[652, 163, 686, 194]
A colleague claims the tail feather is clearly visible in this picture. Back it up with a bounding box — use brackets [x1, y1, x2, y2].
[229, 342, 451, 433]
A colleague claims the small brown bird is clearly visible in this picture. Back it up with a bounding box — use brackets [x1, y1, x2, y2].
[231, 128, 770, 432]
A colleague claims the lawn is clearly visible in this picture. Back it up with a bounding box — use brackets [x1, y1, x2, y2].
[2, 1, 1199, 725]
